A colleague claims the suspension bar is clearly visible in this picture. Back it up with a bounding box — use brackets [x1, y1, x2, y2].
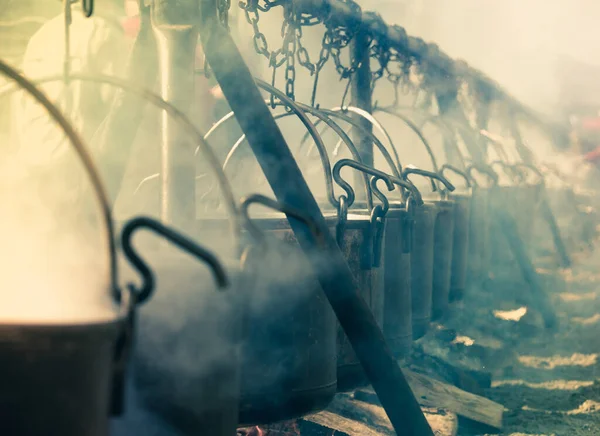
[293, 0, 568, 144]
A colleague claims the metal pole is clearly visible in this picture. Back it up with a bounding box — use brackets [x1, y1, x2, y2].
[198, 1, 434, 434]
[349, 27, 373, 200]
[496, 207, 558, 328]
[151, 0, 198, 230]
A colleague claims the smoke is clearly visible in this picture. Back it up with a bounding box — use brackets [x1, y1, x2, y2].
[0, 131, 116, 324]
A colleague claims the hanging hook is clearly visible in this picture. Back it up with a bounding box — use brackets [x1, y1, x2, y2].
[333, 159, 396, 209]
[82, 0, 94, 17]
[121, 216, 229, 305]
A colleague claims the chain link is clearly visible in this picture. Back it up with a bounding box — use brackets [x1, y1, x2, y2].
[218, 0, 231, 29]
[236, 0, 459, 107]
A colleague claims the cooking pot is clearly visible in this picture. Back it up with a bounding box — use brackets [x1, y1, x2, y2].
[329, 160, 383, 391]
[333, 159, 422, 360]
[465, 164, 498, 286]
[0, 61, 136, 436]
[488, 161, 531, 267]
[235, 195, 338, 425]
[440, 165, 473, 302]
[119, 217, 241, 436]
[403, 167, 456, 331]
[195, 194, 338, 426]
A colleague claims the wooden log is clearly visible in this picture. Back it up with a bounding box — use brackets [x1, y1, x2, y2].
[303, 398, 458, 436]
[354, 369, 503, 431]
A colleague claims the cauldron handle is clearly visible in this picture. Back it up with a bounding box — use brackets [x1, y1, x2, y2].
[116, 216, 229, 416]
[402, 166, 456, 197]
[440, 164, 472, 189]
[332, 159, 400, 209]
[465, 163, 499, 188]
[512, 162, 545, 186]
[239, 193, 327, 249]
[121, 216, 229, 304]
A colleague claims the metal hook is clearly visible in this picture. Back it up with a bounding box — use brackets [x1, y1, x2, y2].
[466, 163, 499, 187]
[370, 176, 391, 216]
[403, 166, 456, 194]
[81, 0, 94, 17]
[239, 193, 326, 248]
[440, 164, 472, 189]
[121, 216, 229, 305]
[333, 159, 397, 209]
[490, 160, 521, 185]
[512, 162, 545, 186]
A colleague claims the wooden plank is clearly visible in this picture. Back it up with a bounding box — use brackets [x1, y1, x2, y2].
[304, 394, 458, 436]
[354, 369, 503, 430]
[303, 410, 385, 436]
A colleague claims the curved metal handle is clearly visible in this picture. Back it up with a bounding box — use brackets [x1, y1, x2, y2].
[490, 160, 522, 184]
[371, 172, 424, 206]
[512, 162, 545, 185]
[466, 163, 499, 187]
[317, 108, 403, 179]
[82, 0, 94, 17]
[0, 60, 120, 301]
[121, 216, 229, 305]
[403, 166, 456, 193]
[331, 106, 403, 172]
[440, 164, 472, 189]
[1, 71, 243, 266]
[333, 159, 396, 208]
[374, 106, 443, 172]
[240, 194, 326, 248]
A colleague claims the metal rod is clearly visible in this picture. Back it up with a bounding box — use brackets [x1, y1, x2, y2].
[349, 27, 373, 201]
[198, 1, 433, 434]
[151, 1, 198, 230]
[92, 1, 157, 202]
[539, 193, 572, 268]
[496, 207, 558, 328]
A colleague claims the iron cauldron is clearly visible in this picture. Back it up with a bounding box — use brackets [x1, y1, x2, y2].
[465, 164, 498, 286]
[440, 165, 473, 303]
[0, 231, 132, 436]
[346, 165, 424, 359]
[0, 313, 123, 436]
[119, 217, 241, 436]
[332, 159, 411, 389]
[403, 168, 456, 334]
[198, 195, 338, 426]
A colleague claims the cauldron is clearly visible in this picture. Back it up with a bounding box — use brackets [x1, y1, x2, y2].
[119, 217, 241, 436]
[0, 61, 135, 436]
[197, 196, 338, 426]
[431, 199, 456, 320]
[465, 164, 499, 285]
[440, 165, 473, 302]
[403, 167, 456, 335]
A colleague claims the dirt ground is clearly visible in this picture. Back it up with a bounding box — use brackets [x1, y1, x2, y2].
[444, 240, 600, 436]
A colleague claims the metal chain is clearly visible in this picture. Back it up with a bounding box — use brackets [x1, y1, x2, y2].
[218, 0, 231, 29]
[310, 29, 332, 107]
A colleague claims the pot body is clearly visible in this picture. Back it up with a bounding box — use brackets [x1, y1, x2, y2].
[202, 214, 338, 425]
[131, 255, 242, 435]
[0, 319, 120, 436]
[432, 199, 455, 320]
[449, 193, 471, 302]
[336, 213, 383, 391]
[381, 206, 413, 358]
[489, 186, 520, 266]
[411, 202, 437, 339]
[467, 188, 490, 284]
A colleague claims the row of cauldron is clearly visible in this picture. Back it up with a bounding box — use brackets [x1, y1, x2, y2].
[1, 157, 549, 436]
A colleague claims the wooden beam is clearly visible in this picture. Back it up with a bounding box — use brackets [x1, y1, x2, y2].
[303, 394, 458, 436]
[354, 369, 503, 430]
